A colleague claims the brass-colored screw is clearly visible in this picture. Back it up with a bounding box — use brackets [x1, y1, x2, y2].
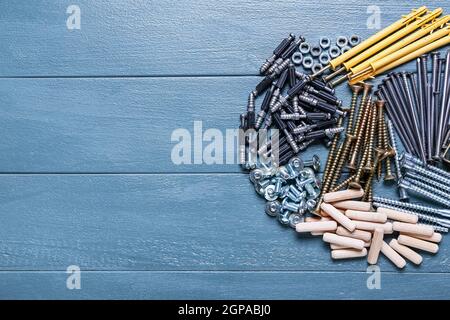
[330, 174, 356, 192]
[349, 83, 372, 156]
[363, 171, 375, 202]
[349, 104, 373, 189]
[348, 93, 372, 170]
[363, 101, 378, 172]
[329, 134, 355, 190]
[346, 84, 362, 135]
[315, 116, 345, 216]
[382, 119, 396, 181]
[320, 116, 344, 196]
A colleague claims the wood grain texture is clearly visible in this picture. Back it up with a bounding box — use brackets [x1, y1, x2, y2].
[0, 174, 448, 273]
[0, 77, 340, 173]
[1, 0, 450, 300]
[1, 271, 449, 300]
[0, 0, 447, 77]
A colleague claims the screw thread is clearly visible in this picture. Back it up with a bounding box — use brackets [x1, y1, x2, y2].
[349, 95, 372, 168]
[400, 180, 450, 207]
[404, 176, 450, 202]
[373, 202, 449, 230]
[364, 102, 378, 170]
[386, 120, 399, 172]
[383, 118, 395, 180]
[403, 160, 450, 186]
[330, 174, 355, 192]
[321, 117, 344, 195]
[346, 85, 361, 135]
[405, 152, 450, 181]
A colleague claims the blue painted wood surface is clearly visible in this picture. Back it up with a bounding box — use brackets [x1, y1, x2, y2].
[0, 0, 450, 299]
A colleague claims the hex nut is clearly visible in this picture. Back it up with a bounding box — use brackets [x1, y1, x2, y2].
[302, 56, 314, 69]
[349, 34, 361, 47]
[319, 36, 331, 49]
[299, 42, 311, 54]
[310, 45, 322, 57]
[312, 63, 323, 74]
[291, 52, 303, 65]
[341, 45, 351, 54]
[336, 36, 348, 48]
[329, 45, 341, 58]
[319, 52, 330, 65]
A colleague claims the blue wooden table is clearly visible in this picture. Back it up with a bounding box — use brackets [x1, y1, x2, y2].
[0, 0, 449, 299]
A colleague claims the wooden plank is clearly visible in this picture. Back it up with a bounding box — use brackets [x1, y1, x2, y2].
[0, 77, 339, 173]
[0, 174, 447, 272]
[0, 0, 447, 76]
[0, 271, 448, 299]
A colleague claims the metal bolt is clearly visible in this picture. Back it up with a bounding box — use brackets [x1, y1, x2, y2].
[386, 119, 408, 200]
[305, 183, 318, 199]
[373, 201, 450, 229]
[373, 196, 450, 219]
[303, 155, 321, 172]
[399, 179, 450, 207]
[289, 213, 303, 228]
[401, 156, 450, 186]
[265, 200, 281, 217]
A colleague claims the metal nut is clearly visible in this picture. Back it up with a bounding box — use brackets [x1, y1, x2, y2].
[302, 56, 314, 69]
[312, 63, 323, 74]
[336, 36, 348, 48]
[291, 52, 303, 65]
[310, 45, 322, 57]
[349, 34, 361, 46]
[329, 45, 341, 58]
[319, 36, 331, 49]
[319, 52, 330, 65]
[299, 42, 311, 54]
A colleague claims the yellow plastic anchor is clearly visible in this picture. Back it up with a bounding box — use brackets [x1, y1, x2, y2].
[348, 25, 450, 84]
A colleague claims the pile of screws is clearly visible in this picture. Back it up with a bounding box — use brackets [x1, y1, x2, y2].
[289, 35, 361, 74]
[239, 34, 349, 226]
[240, 34, 345, 169]
[317, 83, 392, 209]
[377, 51, 450, 165]
[296, 190, 444, 268]
[249, 156, 322, 227]
[313, 7, 450, 88]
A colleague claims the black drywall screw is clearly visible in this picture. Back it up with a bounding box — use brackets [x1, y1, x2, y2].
[260, 33, 295, 74]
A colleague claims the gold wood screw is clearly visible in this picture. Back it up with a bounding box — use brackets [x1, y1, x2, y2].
[349, 104, 373, 189]
[321, 117, 344, 196]
[346, 84, 362, 135]
[363, 101, 378, 172]
[330, 174, 356, 192]
[348, 93, 372, 171]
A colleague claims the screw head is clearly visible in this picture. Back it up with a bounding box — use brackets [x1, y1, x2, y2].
[249, 169, 264, 184]
[265, 201, 281, 217]
[289, 213, 303, 228]
[277, 212, 290, 225]
[288, 156, 304, 172]
[311, 155, 321, 172]
[264, 185, 278, 201]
